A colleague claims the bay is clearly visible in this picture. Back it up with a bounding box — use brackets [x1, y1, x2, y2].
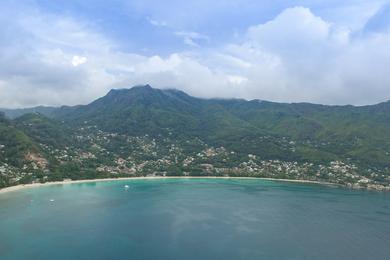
[0, 178, 389, 260]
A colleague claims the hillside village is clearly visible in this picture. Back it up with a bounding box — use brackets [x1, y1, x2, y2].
[1, 125, 389, 191]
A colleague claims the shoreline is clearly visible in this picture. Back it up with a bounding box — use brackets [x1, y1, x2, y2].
[0, 176, 337, 195]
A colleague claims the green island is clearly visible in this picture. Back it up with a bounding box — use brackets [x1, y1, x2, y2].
[1, 85, 389, 191]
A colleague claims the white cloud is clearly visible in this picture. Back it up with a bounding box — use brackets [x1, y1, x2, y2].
[146, 5, 390, 105]
[175, 31, 209, 47]
[0, 6, 118, 107]
[205, 6, 390, 105]
[248, 7, 330, 48]
[147, 17, 168, 27]
[227, 75, 248, 85]
[72, 56, 87, 67]
[1, 4, 390, 108]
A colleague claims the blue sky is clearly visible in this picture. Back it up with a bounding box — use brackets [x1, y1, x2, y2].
[29, 0, 387, 54]
[0, 0, 390, 107]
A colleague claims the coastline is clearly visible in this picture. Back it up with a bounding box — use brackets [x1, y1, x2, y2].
[0, 176, 337, 195]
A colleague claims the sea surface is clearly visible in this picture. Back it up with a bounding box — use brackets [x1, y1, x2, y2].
[0, 178, 389, 260]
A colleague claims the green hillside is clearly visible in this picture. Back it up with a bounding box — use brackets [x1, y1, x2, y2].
[0, 86, 389, 190]
[0, 113, 36, 166]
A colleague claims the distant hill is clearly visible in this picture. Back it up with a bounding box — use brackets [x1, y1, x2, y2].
[0, 106, 59, 119]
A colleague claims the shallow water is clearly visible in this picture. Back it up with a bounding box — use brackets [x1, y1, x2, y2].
[0, 178, 389, 260]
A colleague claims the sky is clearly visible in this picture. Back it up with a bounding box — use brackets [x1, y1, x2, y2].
[1, 0, 390, 108]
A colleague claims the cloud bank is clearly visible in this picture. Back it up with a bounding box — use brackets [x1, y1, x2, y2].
[0, 3, 390, 108]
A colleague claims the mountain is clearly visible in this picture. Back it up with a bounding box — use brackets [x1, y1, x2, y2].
[0, 85, 389, 190]
[51, 85, 390, 165]
[56, 85, 258, 138]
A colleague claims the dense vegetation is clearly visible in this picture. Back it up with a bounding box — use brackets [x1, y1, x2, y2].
[0, 85, 389, 190]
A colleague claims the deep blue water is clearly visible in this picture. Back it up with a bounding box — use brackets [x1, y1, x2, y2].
[0, 178, 389, 260]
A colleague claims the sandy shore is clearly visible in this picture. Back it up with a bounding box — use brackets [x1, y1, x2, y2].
[0, 176, 337, 195]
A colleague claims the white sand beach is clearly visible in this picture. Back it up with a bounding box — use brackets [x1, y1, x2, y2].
[0, 176, 336, 195]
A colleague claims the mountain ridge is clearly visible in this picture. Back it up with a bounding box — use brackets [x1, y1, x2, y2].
[2, 85, 389, 120]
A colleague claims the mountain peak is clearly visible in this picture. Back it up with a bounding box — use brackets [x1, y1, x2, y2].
[108, 84, 153, 94]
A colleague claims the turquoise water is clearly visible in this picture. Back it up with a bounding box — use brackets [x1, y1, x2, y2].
[0, 179, 389, 260]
